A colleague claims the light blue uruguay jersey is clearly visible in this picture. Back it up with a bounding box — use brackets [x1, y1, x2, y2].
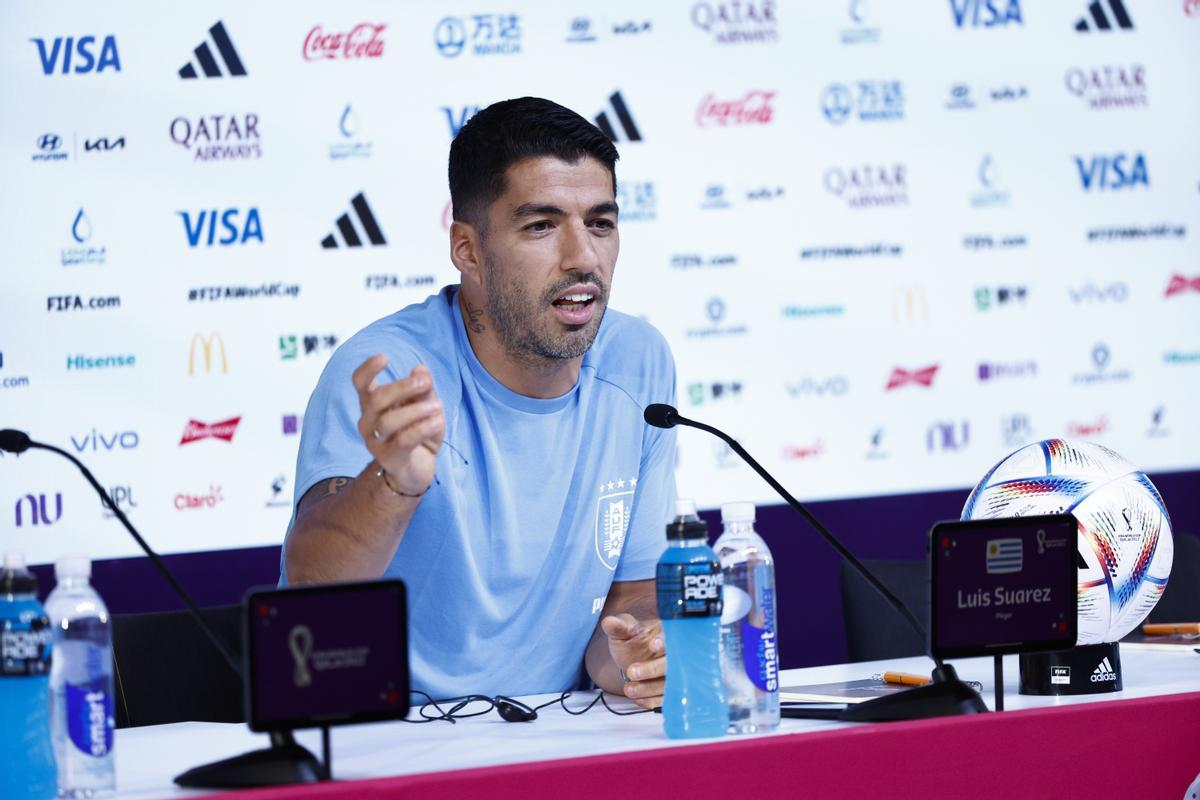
[280, 285, 678, 698]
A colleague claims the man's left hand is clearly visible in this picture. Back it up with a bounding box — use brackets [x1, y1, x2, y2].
[600, 613, 665, 709]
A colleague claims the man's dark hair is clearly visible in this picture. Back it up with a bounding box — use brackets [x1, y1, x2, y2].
[448, 97, 619, 232]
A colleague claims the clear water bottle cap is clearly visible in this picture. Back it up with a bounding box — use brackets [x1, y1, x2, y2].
[3, 550, 26, 571]
[55, 556, 91, 580]
[721, 501, 756, 523]
[675, 498, 699, 519]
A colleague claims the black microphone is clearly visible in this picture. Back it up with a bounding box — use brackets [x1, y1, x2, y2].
[0, 429, 241, 677]
[643, 403, 929, 651]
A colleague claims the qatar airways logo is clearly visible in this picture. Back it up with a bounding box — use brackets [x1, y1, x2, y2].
[303, 24, 386, 61]
[696, 90, 775, 127]
[179, 417, 240, 445]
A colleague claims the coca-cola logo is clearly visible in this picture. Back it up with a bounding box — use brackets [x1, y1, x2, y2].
[179, 417, 241, 445]
[696, 90, 776, 128]
[303, 24, 386, 61]
[1186, 0, 1200, 18]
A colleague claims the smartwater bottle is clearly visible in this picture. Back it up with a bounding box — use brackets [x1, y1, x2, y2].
[656, 499, 726, 739]
[0, 551, 57, 800]
[45, 557, 115, 797]
[714, 501, 780, 733]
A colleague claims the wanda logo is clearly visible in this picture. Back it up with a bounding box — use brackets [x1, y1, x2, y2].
[696, 90, 776, 128]
[303, 24, 386, 60]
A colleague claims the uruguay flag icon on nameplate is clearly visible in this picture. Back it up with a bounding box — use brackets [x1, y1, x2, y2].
[986, 538, 1023, 574]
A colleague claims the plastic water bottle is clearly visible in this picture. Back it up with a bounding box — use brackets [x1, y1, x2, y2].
[714, 501, 780, 733]
[656, 499, 726, 739]
[45, 557, 115, 797]
[1, 551, 57, 800]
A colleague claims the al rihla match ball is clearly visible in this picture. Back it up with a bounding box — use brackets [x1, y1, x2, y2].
[962, 439, 1173, 645]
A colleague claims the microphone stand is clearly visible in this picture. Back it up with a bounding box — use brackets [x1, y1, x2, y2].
[644, 407, 987, 721]
[0, 430, 325, 786]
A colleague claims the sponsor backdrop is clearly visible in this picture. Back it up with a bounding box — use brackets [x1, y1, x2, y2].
[2, 2, 1199, 661]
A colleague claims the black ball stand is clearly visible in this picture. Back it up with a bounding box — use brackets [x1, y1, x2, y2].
[1019, 642, 1123, 696]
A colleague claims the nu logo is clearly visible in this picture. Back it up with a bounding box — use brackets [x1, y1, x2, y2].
[179, 208, 263, 246]
[15, 493, 63, 526]
[189, 333, 228, 375]
[594, 91, 642, 142]
[179, 21, 247, 78]
[442, 106, 480, 137]
[1075, 0, 1133, 31]
[1075, 153, 1148, 190]
[321, 193, 386, 248]
[950, 0, 1022, 27]
[31, 35, 121, 74]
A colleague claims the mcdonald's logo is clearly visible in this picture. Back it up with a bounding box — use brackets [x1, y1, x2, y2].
[891, 285, 928, 322]
[189, 332, 228, 375]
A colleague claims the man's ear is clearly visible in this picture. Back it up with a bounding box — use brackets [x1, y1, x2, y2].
[449, 220, 483, 285]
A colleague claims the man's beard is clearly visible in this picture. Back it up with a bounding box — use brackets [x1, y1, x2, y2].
[482, 255, 609, 363]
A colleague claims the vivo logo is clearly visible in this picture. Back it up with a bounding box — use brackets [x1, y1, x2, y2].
[785, 377, 849, 397]
[178, 208, 263, 246]
[14, 493, 63, 526]
[30, 35, 121, 74]
[1069, 282, 1129, 303]
[1075, 153, 1148, 190]
[70, 429, 139, 452]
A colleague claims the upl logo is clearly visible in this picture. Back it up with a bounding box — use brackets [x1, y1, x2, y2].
[950, 0, 1023, 27]
[30, 35, 121, 74]
[1075, 153, 1148, 190]
[178, 208, 263, 246]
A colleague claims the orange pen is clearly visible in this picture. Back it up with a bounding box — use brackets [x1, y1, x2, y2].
[881, 671, 931, 687]
[1143, 622, 1200, 636]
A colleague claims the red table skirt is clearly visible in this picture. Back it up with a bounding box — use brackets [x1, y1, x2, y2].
[201, 691, 1200, 799]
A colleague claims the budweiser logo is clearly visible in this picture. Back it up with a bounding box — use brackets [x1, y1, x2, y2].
[1165, 274, 1200, 297]
[885, 365, 938, 390]
[696, 90, 776, 128]
[303, 24, 386, 61]
[180, 417, 241, 445]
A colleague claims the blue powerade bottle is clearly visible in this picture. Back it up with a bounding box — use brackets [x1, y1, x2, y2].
[0, 551, 58, 800]
[656, 499, 726, 739]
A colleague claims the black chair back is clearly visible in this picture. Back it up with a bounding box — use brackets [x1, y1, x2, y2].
[112, 604, 245, 728]
[840, 559, 927, 662]
[1148, 531, 1200, 623]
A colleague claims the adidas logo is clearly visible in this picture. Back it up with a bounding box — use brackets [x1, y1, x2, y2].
[1090, 656, 1118, 682]
[179, 21, 247, 79]
[321, 193, 386, 248]
[594, 91, 642, 142]
[1075, 0, 1134, 31]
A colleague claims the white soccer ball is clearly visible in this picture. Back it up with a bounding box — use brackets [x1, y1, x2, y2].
[962, 439, 1173, 645]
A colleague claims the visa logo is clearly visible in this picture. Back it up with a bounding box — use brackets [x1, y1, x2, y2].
[441, 105, 480, 137]
[950, 0, 1023, 27]
[31, 35, 121, 74]
[1075, 153, 1148, 191]
[178, 208, 264, 247]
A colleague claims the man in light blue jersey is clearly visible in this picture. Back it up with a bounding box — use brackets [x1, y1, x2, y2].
[282, 97, 676, 708]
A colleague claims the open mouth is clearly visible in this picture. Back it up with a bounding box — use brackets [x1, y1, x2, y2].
[552, 291, 596, 311]
[550, 286, 599, 326]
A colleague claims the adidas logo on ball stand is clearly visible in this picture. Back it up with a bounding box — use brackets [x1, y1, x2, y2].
[1019, 642, 1123, 695]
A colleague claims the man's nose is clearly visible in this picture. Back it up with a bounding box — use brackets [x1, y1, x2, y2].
[560, 221, 602, 273]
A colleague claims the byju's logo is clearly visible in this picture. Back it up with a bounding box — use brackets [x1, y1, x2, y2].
[1076, 153, 1148, 190]
[179, 418, 240, 445]
[179, 22, 247, 78]
[1075, 0, 1134, 31]
[1165, 274, 1200, 297]
[691, 1, 779, 44]
[169, 114, 261, 162]
[442, 105, 480, 137]
[435, 14, 521, 58]
[696, 90, 776, 128]
[616, 181, 656, 222]
[70, 429, 139, 452]
[330, 105, 373, 160]
[970, 155, 1011, 207]
[282, 415, 302, 435]
[821, 81, 904, 124]
[824, 164, 908, 208]
[1066, 65, 1146, 109]
[928, 420, 970, 452]
[950, 0, 1023, 27]
[595, 92, 642, 142]
[978, 360, 1037, 382]
[14, 494, 63, 526]
[189, 333, 228, 375]
[886, 364, 938, 391]
[61, 208, 107, 267]
[1072, 343, 1131, 384]
[321, 193, 386, 248]
[303, 24, 386, 61]
[179, 208, 263, 247]
[31, 35, 120, 74]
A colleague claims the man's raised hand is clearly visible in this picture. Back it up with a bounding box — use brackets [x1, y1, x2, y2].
[353, 356, 444, 495]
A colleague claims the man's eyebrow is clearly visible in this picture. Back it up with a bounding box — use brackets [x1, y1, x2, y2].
[589, 201, 619, 217]
[511, 203, 565, 220]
